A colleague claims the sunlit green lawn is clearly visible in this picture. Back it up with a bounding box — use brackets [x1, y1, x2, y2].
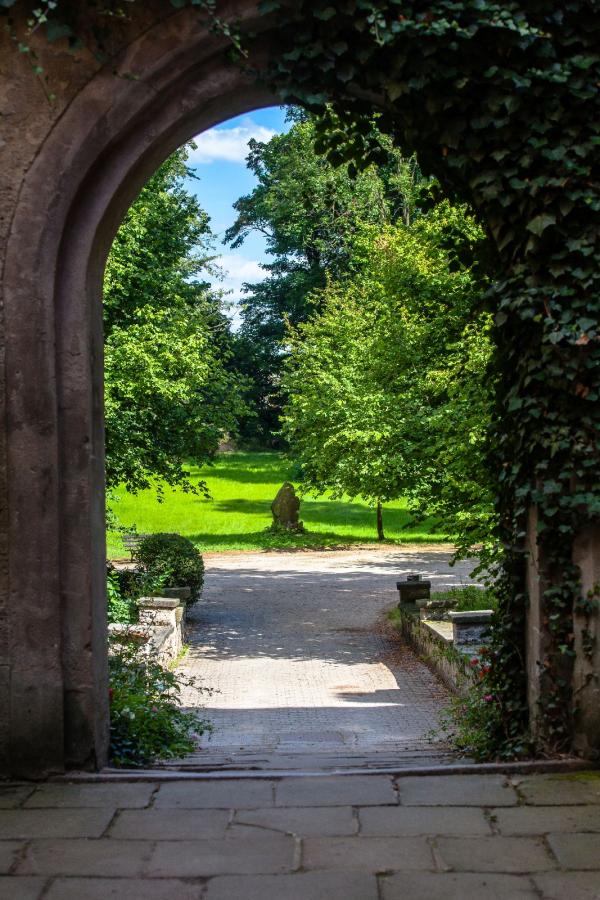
[107, 451, 450, 558]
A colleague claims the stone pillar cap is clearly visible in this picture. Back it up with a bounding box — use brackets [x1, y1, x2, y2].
[448, 610, 494, 622]
[138, 596, 180, 610]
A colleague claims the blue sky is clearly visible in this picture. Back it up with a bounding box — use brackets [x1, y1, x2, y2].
[185, 106, 289, 325]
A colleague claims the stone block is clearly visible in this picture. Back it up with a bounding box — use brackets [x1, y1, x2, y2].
[359, 805, 491, 836]
[448, 610, 493, 648]
[109, 808, 230, 840]
[435, 836, 555, 872]
[0, 808, 114, 839]
[397, 575, 431, 606]
[155, 779, 275, 809]
[275, 776, 396, 807]
[302, 836, 433, 872]
[546, 833, 600, 870]
[533, 872, 600, 900]
[147, 835, 294, 876]
[380, 872, 538, 899]
[234, 805, 356, 836]
[0, 877, 46, 900]
[493, 805, 600, 835]
[45, 877, 205, 900]
[398, 775, 517, 807]
[517, 774, 600, 806]
[205, 872, 379, 900]
[17, 839, 153, 877]
[24, 782, 155, 809]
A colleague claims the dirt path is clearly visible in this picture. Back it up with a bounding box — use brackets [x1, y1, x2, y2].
[170, 545, 475, 771]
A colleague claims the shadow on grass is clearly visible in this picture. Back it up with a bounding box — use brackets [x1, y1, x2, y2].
[186, 530, 451, 552]
[193, 497, 445, 536]
[188, 453, 295, 485]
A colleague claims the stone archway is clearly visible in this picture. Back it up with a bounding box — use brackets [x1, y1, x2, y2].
[1, 3, 278, 777]
[1, 2, 598, 778]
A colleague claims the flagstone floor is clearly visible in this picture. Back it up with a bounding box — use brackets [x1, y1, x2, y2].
[1, 770, 599, 898]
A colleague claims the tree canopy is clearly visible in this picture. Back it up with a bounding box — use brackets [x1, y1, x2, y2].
[226, 110, 428, 443]
[282, 200, 494, 556]
[103, 147, 247, 494]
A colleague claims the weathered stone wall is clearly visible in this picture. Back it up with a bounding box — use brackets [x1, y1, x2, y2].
[0, 0, 274, 777]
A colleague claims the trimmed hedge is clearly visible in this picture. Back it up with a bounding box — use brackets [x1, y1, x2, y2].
[136, 532, 204, 600]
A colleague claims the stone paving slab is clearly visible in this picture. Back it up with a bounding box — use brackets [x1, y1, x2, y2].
[533, 872, 600, 900]
[147, 834, 295, 877]
[398, 774, 518, 806]
[0, 808, 115, 840]
[154, 779, 275, 808]
[275, 774, 397, 806]
[0, 787, 33, 810]
[0, 877, 47, 900]
[493, 804, 600, 834]
[302, 835, 434, 871]
[109, 808, 231, 840]
[234, 805, 357, 836]
[24, 783, 155, 809]
[380, 872, 539, 899]
[0, 840, 24, 874]
[516, 773, 600, 805]
[359, 804, 492, 835]
[17, 840, 153, 878]
[434, 835, 556, 872]
[205, 872, 379, 900]
[545, 832, 600, 870]
[43, 878, 206, 900]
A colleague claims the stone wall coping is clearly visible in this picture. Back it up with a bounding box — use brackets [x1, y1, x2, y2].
[138, 596, 180, 610]
[448, 610, 494, 623]
[421, 619, 454, 645]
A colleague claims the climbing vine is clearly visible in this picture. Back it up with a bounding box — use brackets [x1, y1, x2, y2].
[4, 0, 600, 756]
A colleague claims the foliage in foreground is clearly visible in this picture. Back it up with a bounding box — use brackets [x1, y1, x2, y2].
[109, 640, 206, 767]
[437, 651, 533, 762]
[135, 532, 205, 598]
[283, 201, 494, 560]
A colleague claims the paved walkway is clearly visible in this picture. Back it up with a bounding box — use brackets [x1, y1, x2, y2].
[171, 546, 476, 770]
[1, 770, 599, 898]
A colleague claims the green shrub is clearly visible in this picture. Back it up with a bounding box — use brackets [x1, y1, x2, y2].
[432, 585, 496, 612]
[136, 532, 204, 599]
[108, 639, 208, 767]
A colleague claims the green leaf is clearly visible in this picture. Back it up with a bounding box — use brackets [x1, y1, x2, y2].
[526, 213, 557, 236]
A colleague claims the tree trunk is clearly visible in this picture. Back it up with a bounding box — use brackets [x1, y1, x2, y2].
[376, 501, 385, 541]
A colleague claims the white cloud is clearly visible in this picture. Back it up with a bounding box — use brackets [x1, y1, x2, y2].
[189, 122, 276, 164]
[211, 254, 266, 329]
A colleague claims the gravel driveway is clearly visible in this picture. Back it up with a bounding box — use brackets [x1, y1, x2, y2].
[170, 545, 476, 771]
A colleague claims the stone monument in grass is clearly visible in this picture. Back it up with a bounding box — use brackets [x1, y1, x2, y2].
[270, 482, 306, 533]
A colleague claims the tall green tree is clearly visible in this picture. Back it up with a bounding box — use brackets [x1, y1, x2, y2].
[104, 147, 248, 494]
[282, 201, 495, 555]
[226, 110, 426, 444]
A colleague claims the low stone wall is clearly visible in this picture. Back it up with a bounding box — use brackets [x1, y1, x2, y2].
[108, 597, 186, 666]
[395, 607, 477, 697]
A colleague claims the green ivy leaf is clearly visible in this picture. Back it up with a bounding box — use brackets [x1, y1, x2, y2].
[526, 213, 557, 236]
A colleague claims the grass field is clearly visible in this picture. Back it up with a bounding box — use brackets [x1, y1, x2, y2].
[107, 452, 450, 558]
